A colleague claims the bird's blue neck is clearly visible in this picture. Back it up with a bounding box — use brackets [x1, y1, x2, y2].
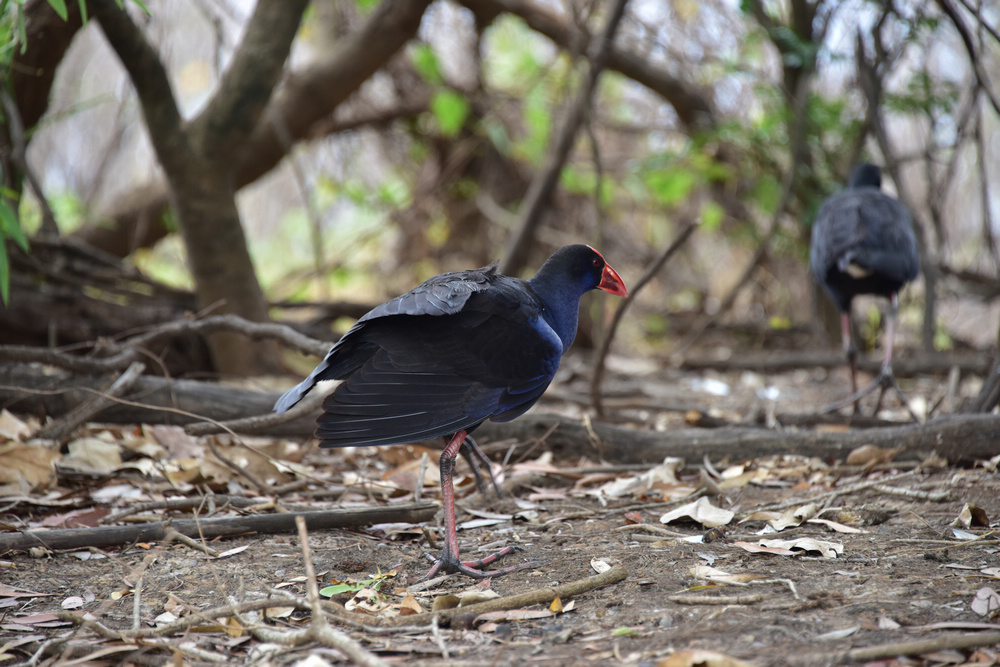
[528, 274, 589, 352]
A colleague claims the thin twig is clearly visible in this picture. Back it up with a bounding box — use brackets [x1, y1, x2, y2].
[0, 87, 58, 236]
[499, 0, 630, 274]
[35, 361, 145, 442]
[591, 221, 699, 415]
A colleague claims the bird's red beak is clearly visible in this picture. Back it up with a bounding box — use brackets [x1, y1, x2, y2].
[599, 262, 628, 297]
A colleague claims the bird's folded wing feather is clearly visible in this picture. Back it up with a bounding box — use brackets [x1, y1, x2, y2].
[273, 269, 497, 414]
[315, 307, 562, 448]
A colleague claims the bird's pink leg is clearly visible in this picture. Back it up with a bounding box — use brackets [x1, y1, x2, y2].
[416, 430, 537, 581]
[842, 312, 859, 398]
[882, 293, 898, 374]
[822, 293, 918, 421]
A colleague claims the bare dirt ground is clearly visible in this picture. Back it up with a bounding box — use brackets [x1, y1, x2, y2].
[2, 353, 999, 666]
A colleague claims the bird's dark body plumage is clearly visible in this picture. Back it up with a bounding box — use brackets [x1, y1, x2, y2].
[274, 244, 627, 579]
[810, 164, 920, 312]
[809, 163, 921, 413]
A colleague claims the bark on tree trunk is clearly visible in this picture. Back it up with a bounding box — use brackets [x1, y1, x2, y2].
[74, 0, 435, 262]
[90, 0, 311, 375]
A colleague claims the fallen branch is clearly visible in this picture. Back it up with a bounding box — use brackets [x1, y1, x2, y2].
[0, 504, 438, 552]
[377, 562, 628, 628]
[679, 349, 991, 378]
[804, 630, 1000, 665]
[4, 364, 999, 464]
[667, 593, 765, 605]
[475, 412, 1000, 467]
[35, 361, 145, 442]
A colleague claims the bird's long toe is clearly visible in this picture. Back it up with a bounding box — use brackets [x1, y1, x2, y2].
[416, 544, 539, 581]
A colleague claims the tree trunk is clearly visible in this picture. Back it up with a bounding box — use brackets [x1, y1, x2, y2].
[170, 169, 278, 374]
[90, 0, 311, 375]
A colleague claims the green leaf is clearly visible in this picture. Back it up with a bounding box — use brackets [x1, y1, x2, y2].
[46, 0, 68, 20]
[16, 4, 26, 54]
[612, 627, 640, 638]
[699, 200, 725, 232]
[411, 44, 442, 85]
[0, 245, 8, 305]
[521, 86, 551, 163]
[0, 201, 27, 252]
[319, 583, 362, 597]
[645, 167, 697, 206]
[431, 89, 469, 138]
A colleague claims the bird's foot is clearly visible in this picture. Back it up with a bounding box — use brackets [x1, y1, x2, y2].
[415, 544, 540, 582]
[820, 369, 920, 422]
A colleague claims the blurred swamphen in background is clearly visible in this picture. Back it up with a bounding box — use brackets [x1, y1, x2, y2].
[275, 244, 627, 579]
[810, 163, 921, 414]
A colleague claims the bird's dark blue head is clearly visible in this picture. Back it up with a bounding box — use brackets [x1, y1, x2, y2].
[528, 244, 627, 349]
[849, 163, 883, 190]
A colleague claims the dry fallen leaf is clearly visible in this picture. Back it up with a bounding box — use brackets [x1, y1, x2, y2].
[62, 437, 123, 473]
[957, 503, 990, 529]
[658, 649, 758, 667]
[846, 444, 902, 466]
[399, 594, 425, 616]
[806, 518, 867, 534]
[816, 626, 860, 640]
[0, 442, 59, 488]
[731, 541, 798, 556]
[970, 587, 999, 617]
[591, 558, 612, 574]
[756, 537, 843, 558]
[344, 588, 386, 614]
[660, 497, 734, 528]
[0, 410, 32, 442]
[690, 565, 763, 584]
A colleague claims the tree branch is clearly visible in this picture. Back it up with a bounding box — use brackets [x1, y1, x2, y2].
[500, 0, 630, 275]
[460, 0, 716, 131]
[237, 0, 433, 186]
[190, 0, 309, 161]
[89, 0, 187, 174]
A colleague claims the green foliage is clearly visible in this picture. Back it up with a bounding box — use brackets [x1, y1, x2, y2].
[0, 196, 26, 303]
[560, 165, 613, 207]
[934, 317, 953, 351]
[412, 44, 470, 138]
[430, 89, 469, 138]
[0, 0, 153, 305]
[699, 200, 725, 232]
[885, 71, 959, 117]
[520, 84, 552, 164]
[645, 166, 698, 206]
[319, 569, 395, 598]
[411, 43, 443, 85]
[766, 25, 818, 69]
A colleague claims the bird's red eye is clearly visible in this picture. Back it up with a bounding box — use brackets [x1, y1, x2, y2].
[592, 258, 602, 268]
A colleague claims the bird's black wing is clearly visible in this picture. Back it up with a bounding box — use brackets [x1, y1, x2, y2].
[273, 266, 498, 414]
[810, 189, 920, 304]
[315, 282, 564, 448]
[849, 193, 920, 284]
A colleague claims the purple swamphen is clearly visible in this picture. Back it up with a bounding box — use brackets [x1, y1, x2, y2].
[275, 244, 627, 579]
[810, 163, 920, 415]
